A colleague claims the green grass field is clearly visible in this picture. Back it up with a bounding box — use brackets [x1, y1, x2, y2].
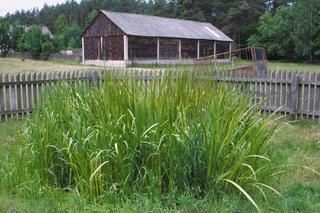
[0, 57, 104, 74]
[268, 61, 320, 72]
[1, 57, 320, 74]
[130, 60, 320, 73]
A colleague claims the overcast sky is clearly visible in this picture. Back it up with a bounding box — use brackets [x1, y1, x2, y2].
[0, 0, 81, 16]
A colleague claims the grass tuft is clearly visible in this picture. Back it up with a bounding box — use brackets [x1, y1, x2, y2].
[7, 71, 281, 210]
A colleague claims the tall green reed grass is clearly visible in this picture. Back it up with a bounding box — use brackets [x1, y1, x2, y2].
[21, 71, 279, 212]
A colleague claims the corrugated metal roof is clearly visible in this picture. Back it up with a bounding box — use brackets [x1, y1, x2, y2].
[101, 10, 232, 42]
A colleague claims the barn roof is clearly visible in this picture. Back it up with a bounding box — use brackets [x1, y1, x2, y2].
[100, 10, 232, 42]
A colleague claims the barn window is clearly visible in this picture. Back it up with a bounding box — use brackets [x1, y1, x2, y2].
[200, 40, 215, 57]
[181, 39, 198, 59]
[159, 39, 179, 60]
[216, 42, 229, 54]
[216, 42, 230, 59]
[128, 37, 157, 60]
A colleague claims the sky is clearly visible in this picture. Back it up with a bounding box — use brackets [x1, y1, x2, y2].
[0, 0, 80, 16]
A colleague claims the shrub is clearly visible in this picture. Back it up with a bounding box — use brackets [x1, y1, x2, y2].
[23, 72, 279, 212]
[67, 38, 77, 49]
[22, 26, 42, 58]
[41, 40, 55, 60]
[19, 26, 56, 59]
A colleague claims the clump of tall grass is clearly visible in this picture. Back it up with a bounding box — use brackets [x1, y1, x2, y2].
[23, 71, 279, 211]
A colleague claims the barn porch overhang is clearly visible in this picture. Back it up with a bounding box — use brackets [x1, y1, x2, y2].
[82, 35, 232, 68]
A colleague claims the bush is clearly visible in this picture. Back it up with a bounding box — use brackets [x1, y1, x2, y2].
[23, 72, 279, 212]
[22, 26, 42, 58]
[67, 38, 77, 49]
[41, 40, 55, 60]
[19, 26, 56, 59]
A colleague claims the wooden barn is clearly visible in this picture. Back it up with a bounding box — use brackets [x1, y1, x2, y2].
[82, 10, 233, 67]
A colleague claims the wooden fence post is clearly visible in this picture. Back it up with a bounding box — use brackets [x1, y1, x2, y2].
[91, 71, 100, 87]
[289, 73, 301, 120]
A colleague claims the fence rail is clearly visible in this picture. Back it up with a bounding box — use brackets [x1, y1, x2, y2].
[7, 52, 81, 61]
[0, 71, 100, 121]
[1, 69, 320, 121]
[210, 70, 320, 120]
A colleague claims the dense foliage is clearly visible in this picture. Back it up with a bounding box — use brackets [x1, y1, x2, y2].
[18, 72, 280, 211]
[1, 0, 319, 61]
[0, 0, 292, 50]
[0, 21, 11, 56]
[249, 0, 320, 61]
[17, 26, 55, 59]
[248, 6, 295, 59]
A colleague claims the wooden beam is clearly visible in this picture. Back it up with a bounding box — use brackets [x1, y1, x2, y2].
[289, 73, 301, 120]
[100, 37, 103, 60]
[229, 42, 232, 61]
[214, 41, 217, 60]
[178, 40, 182, 60]
[197, 40, 200, 59]
[82, 37, 85, 64]
[123, 35, 128, 64]
[157, 38, 160, 63]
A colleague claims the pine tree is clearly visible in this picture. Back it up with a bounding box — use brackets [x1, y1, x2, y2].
[54, 14, 68, 35]
[173, 0, 206, 21]
[0, 20, 11, 56]
[11, 22, 24, 50]
[85, 10, 98, 28]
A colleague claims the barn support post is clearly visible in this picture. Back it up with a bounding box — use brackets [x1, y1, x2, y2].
[100, 37, 103, 60]
[178, 40, 182, 60]
[82, 37, 85, 64]
[157, 38, 160, 64]
[214, 41, 217, 60]
[229, 42, 232, 62]
[197, 40, 200, 59]
[123, 35, 128, 67]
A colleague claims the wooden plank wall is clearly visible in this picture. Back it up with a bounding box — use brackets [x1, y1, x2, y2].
[1, 69, 320, 121]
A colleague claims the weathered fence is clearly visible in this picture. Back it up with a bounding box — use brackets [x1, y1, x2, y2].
[0, 71, 101, 121]
[7, 52, 81, 61]
[211, 70, 320, 120]
[1, 69, 320, 121]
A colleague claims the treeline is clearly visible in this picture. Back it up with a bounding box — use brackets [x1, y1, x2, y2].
[2, 0, 320, 61]
[0, 17, 82, 58]
[249, 0, 320, 61]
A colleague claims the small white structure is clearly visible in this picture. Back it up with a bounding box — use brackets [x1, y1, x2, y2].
[65, 50, 74, 56]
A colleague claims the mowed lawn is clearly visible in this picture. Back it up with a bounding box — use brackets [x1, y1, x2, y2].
[1, 57, 320, 74]
[268, 61, 320, 72]
[0, 57, 104, 74]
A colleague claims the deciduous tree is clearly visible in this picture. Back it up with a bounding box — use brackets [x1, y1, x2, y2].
[22, 26, 42, 57]
[248, 6, 294, 59]
[41, 38, 55, 59]
[292, 0, 320, 61]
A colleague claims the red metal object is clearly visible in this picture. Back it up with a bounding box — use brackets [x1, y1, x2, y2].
[194, 47, 268, 75]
